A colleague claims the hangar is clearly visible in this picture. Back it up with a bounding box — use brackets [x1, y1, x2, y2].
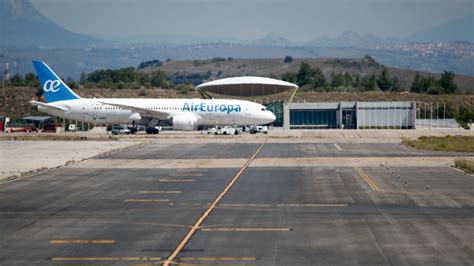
[197, 77, 417, 129]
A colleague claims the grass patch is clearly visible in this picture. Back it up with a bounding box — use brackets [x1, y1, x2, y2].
[454, 158, 474, 174]
[401, 135, 474, 152]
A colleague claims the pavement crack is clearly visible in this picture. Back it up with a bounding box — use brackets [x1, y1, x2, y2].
[15, 205, 72, 232]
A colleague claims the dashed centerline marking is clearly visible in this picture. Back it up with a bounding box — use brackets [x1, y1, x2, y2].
[179, 257, 257, 261]
[169, 173, 203, 177]
[50, 240, 115, 244]
[162, 141, 266, 266]
[176, 169, 208, 172]
[218, 203, 348, 207]
[50, 257, 161, 261]
[158, 179, 195, 182]
[50, 257, 256, 262]
[354, 166, 381, 192]
[139, 191, 181, 194]
[334, 143, 342, 151]
[124, 199, 170, 203]
[200, 228, 291, 232]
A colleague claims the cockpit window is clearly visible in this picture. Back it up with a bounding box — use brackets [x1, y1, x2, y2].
[261, 108, 267, 111]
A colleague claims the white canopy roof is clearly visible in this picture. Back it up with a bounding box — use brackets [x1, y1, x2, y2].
[196, 76, 298, 97]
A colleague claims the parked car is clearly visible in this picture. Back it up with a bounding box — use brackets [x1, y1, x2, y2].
[111, 125, 131, 135]
[9, 126, 38, 133]
[250, 125, 268, 134]
[68, 124, 77, 132]
[207, 127, 218, 135]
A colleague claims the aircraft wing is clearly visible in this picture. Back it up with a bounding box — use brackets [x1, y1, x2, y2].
[97, 100, 171, 120]
[29, 100, 68, 111]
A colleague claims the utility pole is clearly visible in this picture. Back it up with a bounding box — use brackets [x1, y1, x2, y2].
[443, 102, 446, 128]
[430, 102, 433, 130]
[1, 53, 4, 98]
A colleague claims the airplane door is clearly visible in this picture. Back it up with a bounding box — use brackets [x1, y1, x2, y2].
[91, 103, 98, 122]
[81, 104, 90, 121]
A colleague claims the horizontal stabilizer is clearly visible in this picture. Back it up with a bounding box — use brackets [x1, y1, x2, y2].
[29, 100, 68, 111]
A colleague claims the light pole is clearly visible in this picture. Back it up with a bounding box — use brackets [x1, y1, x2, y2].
[2, 53, 4, 98]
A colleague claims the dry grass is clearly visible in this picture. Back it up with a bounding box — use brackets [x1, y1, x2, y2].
[402, 135, 474, 152]
[0, 134, 118, 141]
[454, 158, 474, 174]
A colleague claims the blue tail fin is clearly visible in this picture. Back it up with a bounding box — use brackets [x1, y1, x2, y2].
[32, 61, 80, 102]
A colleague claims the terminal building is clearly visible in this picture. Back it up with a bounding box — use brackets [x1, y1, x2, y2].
[284, 101, 416, 129]
[197, 76, 420, 130]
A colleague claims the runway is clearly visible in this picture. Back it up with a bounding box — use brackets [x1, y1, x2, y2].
[0, 142, 473, 265]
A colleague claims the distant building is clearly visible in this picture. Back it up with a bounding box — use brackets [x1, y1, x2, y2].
[195, 76, 449, 130]
[283, 101, 416, 130]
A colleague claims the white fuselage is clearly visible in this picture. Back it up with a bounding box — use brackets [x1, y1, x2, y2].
[38, 98, 275, 127]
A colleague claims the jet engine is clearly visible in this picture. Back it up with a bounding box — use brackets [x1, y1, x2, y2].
[172, 114, 199, 131]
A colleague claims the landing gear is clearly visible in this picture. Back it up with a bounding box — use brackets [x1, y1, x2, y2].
[146, 127, 159, 134]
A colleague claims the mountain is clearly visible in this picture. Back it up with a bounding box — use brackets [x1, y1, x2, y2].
[250, 33, 292, 47]
[308, 31, 401, 48]
[0, 0, 107, 48]
[408, 15, 474, 43]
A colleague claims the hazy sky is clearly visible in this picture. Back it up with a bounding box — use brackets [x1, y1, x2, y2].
[30, 0, 473, 43]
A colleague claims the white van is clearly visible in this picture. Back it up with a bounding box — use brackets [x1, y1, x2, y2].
[212, 126, 240, 135]
[68, 124, 77, 132]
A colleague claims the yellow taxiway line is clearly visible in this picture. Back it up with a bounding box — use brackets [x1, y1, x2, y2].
[169, 173, 203, 177]
[50, 240, 115, 244]
[50, 257, 161, 261]
[158, 179, 195, 182]
[124, 199, 170, 203]
[162, 141, 266, 266]
[179, 257, 257, 261]
[354, 166, 380, 192]
[218, 203, 348, 207]
[200, 228, 291, 232]
[139, 191, 181, 194]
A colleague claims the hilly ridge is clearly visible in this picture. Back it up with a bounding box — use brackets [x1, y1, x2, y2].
[0, 0, 105, 48]
[142, 58, 474, 93]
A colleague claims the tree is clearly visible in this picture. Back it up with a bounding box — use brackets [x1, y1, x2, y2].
[330, 72, 345, 88]
[376, 67, 391, 91]
[297, 62, 315, 86]
[24, 72, 36, 87]
[439, 71, 457, 93]
[176, 83, 194, 94]
[151, 70, 168, 88]
[361, 74, 377, 91]
[67, 80, 79, 89]
[312, 68, 326, 88]
[138, 73, 151, 88]
[79, 71, 87, 85]
[421, 76, 437, 93]
[284, 56, 293, 63]
[353, 74, 361, 88]
[427, 84, 442, 95]
[343, 73, 353, 87]
[281, 72, 297, 84]
[10, 74, 24, 86]
[411, 72, 423, 93]
[390, 77, 401, 91]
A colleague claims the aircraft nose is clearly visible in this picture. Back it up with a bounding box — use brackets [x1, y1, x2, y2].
[268, 111, 276, 123]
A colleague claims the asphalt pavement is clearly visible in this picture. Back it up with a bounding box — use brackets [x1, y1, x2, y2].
[0, 142, 472, 265]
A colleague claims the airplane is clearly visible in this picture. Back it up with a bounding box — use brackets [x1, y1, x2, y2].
[30, 61, 276, 133]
